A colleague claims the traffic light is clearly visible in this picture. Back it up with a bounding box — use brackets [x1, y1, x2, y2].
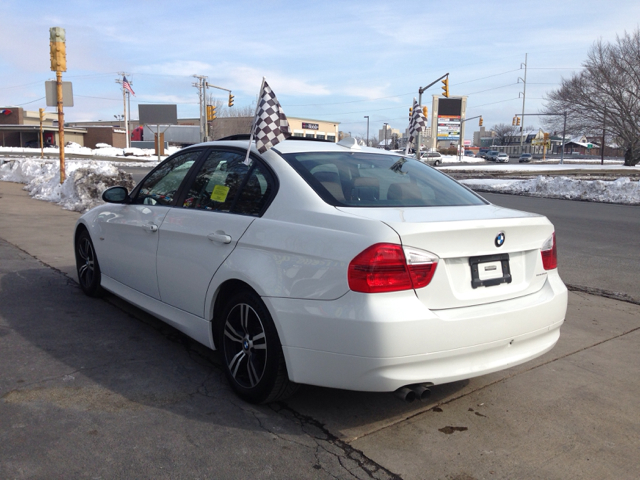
[441, 77, 449, 98]
[479, 116, 483, 127]
[512, 116, 517, 126]
[49, 27, 67, 72]
[516, 117, 521, 126]
[206, 105, 216, 121]
[39, 108, 45, 122]
[409, 107, 413, 119]
[422, 106, 428, 118]
[228, 93, 234, 107]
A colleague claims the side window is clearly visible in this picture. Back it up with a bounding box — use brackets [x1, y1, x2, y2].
[134, 150, 201, 205]
[182, 150, 274, 216]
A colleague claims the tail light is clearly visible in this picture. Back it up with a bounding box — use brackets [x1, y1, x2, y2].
[348, 243, 438, 293]
[541, 233, 558, 270]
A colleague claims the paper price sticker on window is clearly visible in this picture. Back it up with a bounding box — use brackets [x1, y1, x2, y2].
[210, 185, 230, 202]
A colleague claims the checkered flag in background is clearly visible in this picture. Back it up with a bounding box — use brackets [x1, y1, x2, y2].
[407, 98, 427, 145]
[253, 80, 291, 153]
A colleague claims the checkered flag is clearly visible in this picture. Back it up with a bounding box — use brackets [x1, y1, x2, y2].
[252, 80, 291, 153]
[407, 98, 427, 145]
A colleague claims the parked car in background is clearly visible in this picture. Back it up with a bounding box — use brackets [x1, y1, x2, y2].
[74, 138, 567, 404]
[486, 150, 500, 161]
[496, 153, 510, 163]
[478, 148, 490, 158]
[464, 151, 476, 157]
[519, 153, 533, 163]
[421, 151, 443, 166]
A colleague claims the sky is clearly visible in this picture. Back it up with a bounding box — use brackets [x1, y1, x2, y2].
[2, 0, 639, 140]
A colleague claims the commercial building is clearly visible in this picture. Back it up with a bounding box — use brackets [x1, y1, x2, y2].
[0, 107, 125, 148]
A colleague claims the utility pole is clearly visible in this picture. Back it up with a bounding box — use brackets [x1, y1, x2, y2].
[49, 27, 66, 183]
[601, 105, 606, 165]
[116, 72, 131, 148]
[518, 54, 528, 155]
[193, 75, 208, 142]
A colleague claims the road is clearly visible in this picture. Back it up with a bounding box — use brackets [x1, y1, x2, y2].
[482, 193, 640, 303]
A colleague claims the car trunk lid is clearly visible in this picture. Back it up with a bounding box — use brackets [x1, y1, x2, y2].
[337, 204, 554, 309]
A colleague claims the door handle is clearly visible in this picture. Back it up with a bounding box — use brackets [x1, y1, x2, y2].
[208, 232, 232, 244]
[143, 224, 158, 233]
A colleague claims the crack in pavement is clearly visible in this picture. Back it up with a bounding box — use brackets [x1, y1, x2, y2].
[269, 403, 402, 480]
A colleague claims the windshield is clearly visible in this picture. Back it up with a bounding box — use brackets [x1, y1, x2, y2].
[280, 151, 486, 207]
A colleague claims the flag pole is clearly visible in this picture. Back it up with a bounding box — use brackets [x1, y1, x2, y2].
[244, 77, 266, 165]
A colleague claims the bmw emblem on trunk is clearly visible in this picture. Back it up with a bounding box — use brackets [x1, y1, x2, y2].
[495, 232, 505, 247]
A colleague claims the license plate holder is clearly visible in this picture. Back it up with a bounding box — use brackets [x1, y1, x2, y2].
[469, 253, 512, 289]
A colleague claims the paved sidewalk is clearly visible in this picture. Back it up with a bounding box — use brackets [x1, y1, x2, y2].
[0, 181, 79, 281]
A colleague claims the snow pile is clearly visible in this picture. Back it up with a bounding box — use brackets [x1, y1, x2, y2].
[0, 159, 135, 212]
[462, 176, 640, 205]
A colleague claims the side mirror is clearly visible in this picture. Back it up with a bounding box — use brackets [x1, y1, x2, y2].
[102, 186, 130, 204]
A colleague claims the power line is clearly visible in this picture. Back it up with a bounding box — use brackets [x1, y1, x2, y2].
[452, 69, 521, 86]
[467, 97, 520, 109]
[12, 97, 46, 106]
[75, 94, 121, 101]
[463, 83, 518, 96]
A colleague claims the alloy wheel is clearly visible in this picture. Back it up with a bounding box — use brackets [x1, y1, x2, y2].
[222, 303, 268, 388]
[77, 236, 96, 289]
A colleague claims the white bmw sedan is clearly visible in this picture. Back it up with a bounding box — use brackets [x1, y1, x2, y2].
[74, 137, 567, 403]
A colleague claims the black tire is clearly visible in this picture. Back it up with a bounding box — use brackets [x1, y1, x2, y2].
[75, 229, 103, 297]
[216, 289, 298, 404]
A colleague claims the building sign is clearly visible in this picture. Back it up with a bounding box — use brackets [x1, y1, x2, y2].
[302, 122, 319, 130]
[437, 115, 461, 141]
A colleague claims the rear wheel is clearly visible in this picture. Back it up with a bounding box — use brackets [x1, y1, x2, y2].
[217, 289, 297, 403]
[75, 229, 103, 297]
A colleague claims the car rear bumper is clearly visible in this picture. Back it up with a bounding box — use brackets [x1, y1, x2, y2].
[265, 274, 567, 392]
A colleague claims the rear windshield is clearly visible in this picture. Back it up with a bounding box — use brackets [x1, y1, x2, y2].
[280, 151, 486, 207]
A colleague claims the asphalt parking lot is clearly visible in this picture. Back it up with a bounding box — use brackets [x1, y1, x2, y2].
[1, 180, 639, 479]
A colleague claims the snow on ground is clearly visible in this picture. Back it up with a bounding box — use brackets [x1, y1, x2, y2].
[441, 154, 485, 163]
[0, 143, 181, 159]
[441, 163, 637, 173]
[0, 158, 135, 212]
[462, 176, 640, 205]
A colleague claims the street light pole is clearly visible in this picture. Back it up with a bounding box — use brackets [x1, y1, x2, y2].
[364, 116, 369, 147]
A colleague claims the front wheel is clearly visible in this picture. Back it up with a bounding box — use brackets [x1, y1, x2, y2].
[75, 229, 103, 297]
[216, 290, 297, 403]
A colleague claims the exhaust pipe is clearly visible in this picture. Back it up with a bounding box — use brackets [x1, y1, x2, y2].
[394, 386, 416, 402]
[409, 384, 431, 401]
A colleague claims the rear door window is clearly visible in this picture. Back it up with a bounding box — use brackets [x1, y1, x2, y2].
[181, 150, 276, 217]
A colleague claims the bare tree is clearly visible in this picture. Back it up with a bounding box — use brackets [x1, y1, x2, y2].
[542, 29, 640, 166]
